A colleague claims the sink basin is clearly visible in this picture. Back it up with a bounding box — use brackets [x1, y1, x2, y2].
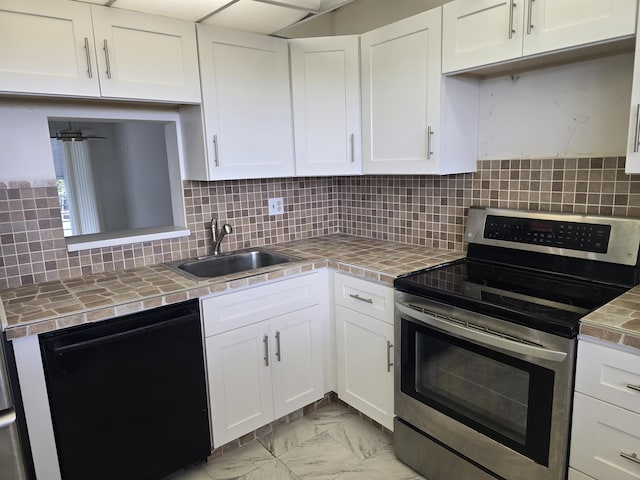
[163, 249, 299, 280]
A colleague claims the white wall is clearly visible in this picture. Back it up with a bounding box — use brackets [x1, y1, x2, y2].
[114, 122, 173, 229]
[477, 53, 634, 159]
[88, 123, 128, 232]
[0, 102, 55, 181]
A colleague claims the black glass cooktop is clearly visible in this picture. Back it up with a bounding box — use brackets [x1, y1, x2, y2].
[394, 259, 627, 338]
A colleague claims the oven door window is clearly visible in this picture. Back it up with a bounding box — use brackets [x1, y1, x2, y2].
[401, 319, 554, 466]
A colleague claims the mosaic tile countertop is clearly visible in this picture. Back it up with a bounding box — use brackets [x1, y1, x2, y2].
[579, 285, 640, 350]
[0, 234, 463, 339]
[3, 232, 640, 349]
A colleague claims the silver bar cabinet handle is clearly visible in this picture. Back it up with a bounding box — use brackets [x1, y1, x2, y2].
[350, 133, 355, 163]
[627, 383, 640, 392]
[84, 37, 93, 79]
[103, 39, 112, 79]
[275, 331, 281, 362]
[263, 335, 269, 366]
[387, 341, 393, 373]
[634, 105, 640, 153]
[427, 125, 434, 159]
[526, 0, 534, 35]
[349, 293, 373, 304]
[621, 452, 640, 465]
[213, 134, 220, 167]
[508, 1, 516, 39]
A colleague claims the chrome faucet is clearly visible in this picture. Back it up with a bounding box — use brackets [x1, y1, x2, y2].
[211, 218, 233, 255]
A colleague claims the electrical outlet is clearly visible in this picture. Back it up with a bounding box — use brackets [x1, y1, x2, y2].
[268, 197, 284, 215]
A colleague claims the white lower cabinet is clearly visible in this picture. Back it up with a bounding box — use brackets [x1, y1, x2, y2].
[570, 339, 640, 480]
[571, 393, 640, 480]
[202, 273, 326, 448]
[334, 273, 394, 430]
[569, 468, 596, 480]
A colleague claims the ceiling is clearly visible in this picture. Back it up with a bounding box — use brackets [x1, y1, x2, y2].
[77, 0, 356, 35]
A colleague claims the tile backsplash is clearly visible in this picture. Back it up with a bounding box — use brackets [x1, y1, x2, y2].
[2, 157, 640, 289]
[337, 157, 640, 251]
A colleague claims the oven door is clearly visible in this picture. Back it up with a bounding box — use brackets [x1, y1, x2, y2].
[394, 295, 575, 480]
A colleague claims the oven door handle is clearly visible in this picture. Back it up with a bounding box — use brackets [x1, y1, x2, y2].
[397, 303, 568, 363]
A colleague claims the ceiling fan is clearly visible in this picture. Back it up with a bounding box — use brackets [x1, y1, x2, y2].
[50, 122, 106, 142]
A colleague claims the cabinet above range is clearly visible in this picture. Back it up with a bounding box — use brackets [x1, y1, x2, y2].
[0, 0, 201, 103]
[442, 0, 637, 76]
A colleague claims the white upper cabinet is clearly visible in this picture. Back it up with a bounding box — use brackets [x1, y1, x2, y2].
[443, 0, 638, 74]
[361, 8, 479, 175]
[523, 0, 637, 56]
[0, 0, 100, 97]
[442, 0, 524, 74]
[90, 5, 201, 103]
[0, 0, 200, 102]
[626, 5, 640, 174]
[196, 25, 295, 180]
[290, 36, 362, 176]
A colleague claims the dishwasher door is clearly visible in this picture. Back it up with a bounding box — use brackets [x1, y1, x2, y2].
[0, 408, 27, 480]
[40, 299, 211, 480]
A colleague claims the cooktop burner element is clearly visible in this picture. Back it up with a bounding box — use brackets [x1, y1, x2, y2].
[395, 207, 640, 338]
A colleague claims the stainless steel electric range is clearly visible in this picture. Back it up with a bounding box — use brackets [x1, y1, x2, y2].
[393, 206, 640, 480]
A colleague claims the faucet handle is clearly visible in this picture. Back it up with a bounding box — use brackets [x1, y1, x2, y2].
[211, 218, 218, 241]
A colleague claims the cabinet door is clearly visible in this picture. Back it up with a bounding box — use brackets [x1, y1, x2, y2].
[335, 305, 394, 430]
[290, 36, 361, 176]
[270, 305, 324, 419]
[571, 393, 640, 480]
[361, 9, 442, 175]
[0, 0, 99, 97]
[90, 5, 200, 103]
[523, 0, 637, 57]
[442, 0, 525, 74]
[197, 25, 295, 180]
[206, 322, 274, 448]
[628, 6, 640, 173]
[568, 468, 595, 480]
[575, 340, 640, 415]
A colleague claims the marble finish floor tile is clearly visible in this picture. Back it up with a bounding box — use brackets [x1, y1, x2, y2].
[202, 440, 274, 480]
[258, 417, 318, 457]
[325, 415, 392, 460]
[237, 458, 300, 480]
[278, 431, 362, 480]
[166, 403, 424, 480]
[302, 403, 358, 432]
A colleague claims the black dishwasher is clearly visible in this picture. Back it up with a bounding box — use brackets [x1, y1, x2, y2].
[39, 299, 211, 480]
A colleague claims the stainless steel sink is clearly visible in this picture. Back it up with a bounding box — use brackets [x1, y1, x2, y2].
[163, 249, 299, 280]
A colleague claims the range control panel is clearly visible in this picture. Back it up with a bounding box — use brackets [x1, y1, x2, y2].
[484, 215, 611, 253]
